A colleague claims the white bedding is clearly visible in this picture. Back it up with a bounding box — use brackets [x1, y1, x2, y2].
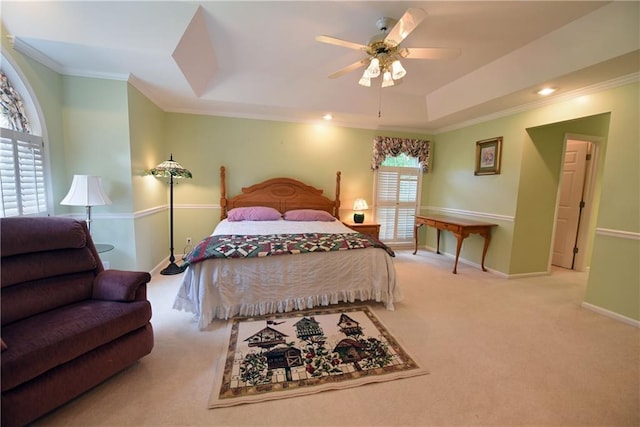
[173, 219, 401, 329]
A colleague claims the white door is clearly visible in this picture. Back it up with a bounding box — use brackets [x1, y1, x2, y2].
[552, 140, 588, 268]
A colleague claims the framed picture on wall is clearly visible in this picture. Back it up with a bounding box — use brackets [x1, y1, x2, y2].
[475, 136, 502, 175]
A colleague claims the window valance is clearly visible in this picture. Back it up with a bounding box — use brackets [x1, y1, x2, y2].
[0, 72, 31, 134]
[371, 136, 431, 172]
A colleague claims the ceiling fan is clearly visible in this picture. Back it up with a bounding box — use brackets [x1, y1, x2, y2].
[316, 8, 460, 88]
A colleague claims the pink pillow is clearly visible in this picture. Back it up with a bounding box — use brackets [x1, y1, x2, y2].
[227, 206, 282, 221]
[284, 209, 336, 222]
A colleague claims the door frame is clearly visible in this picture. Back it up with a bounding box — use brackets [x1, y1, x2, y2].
[550, 133, 603, 272]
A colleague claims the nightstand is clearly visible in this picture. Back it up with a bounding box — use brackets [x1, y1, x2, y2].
[342, 221, 380, 239]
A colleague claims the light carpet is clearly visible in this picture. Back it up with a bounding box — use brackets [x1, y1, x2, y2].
[209, 305, 428, 409]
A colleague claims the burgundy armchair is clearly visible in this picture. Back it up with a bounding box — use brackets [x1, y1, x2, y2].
[1, 217, 153, 427]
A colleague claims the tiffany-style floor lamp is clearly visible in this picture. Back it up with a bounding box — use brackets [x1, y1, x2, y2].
[150, 154, 193, 275]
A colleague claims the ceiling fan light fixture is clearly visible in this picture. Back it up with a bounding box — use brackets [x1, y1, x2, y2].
[317, 8, 457, 93]
[365, 58, 381, 78]
[391, 60, 406, 80]
[358, 74, 372, 87]
[381, 71, 394, 88]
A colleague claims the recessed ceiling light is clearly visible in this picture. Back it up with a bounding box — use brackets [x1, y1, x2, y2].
[537, 87, 556, 96]
[323, 114, 333, 121]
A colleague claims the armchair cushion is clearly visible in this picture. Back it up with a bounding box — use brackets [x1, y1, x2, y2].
[0, 217, 86, 257]
[92, 270, 151, 302]
[1, 299, 152, 392]
[1, 248, 98, 288]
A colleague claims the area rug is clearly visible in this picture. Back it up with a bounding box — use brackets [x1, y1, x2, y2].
[208, 305, 428, 408]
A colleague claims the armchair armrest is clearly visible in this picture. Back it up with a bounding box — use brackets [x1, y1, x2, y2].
[92, 270, 151, 302]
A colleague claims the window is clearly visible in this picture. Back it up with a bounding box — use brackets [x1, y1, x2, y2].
[0, 129, 47, 216]
[374, 154, 421, 244]
[1, 68, 49, 217]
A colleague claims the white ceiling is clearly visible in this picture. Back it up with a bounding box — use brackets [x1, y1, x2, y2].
[2, 1, 639, 133]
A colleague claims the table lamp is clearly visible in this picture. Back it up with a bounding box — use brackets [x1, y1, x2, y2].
[61, 175, 112, 233]
[353, 198, 369, 223]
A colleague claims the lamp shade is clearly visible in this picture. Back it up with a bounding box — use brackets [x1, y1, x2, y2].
[61, 175, 112, 207]
[353, 198, 369, 212]
[149, 155, 192, 179]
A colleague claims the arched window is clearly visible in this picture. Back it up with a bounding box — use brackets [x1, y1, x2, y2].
[0, 61, 49, 217]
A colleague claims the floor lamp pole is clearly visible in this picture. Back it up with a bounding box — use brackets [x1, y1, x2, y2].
[161, 174, 186, 275]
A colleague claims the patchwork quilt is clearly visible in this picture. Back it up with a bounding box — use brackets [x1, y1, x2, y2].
[185, 233, 395, 265]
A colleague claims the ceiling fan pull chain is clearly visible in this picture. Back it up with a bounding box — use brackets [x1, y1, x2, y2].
[378, 85, 383, 118]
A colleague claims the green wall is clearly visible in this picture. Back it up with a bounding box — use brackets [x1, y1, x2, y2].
[423, 82, 639, 321]
[59, 76, 139, 270]
[127, 84, 170, 272]
[163, 113, 433, 248]
[586, 235, 640, 320]
[513, 113, 610, 274]
[583, 83, 640, 320]
[420, 116, 524, 273]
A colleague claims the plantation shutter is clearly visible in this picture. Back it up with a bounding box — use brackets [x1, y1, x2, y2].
[0, 128, 48, 217]
[374, 166, 420, 243]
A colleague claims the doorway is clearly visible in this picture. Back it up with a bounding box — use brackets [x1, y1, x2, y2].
[552, 136, 599, 271]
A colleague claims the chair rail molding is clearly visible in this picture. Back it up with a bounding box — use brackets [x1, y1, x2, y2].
[595, 228, 640, 240]
[59, 204, 220, 220]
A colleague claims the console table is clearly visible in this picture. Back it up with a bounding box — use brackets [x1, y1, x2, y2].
[414, 214, 497, 274]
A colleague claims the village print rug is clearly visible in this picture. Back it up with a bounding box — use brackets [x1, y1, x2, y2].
[208, 305, 428, 409]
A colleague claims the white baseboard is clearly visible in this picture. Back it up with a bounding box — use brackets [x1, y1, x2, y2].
[419, 245, 508, 277]
[149, 258, 168, 277]
[507, 271, 550, 279]
[581, 302, 640, 328]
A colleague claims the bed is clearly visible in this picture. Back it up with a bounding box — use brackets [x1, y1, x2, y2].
[173, 167, 401, 329]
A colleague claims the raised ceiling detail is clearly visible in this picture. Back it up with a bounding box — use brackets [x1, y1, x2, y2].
[2, 1, 638, 132]
[172, 6, 217, 97]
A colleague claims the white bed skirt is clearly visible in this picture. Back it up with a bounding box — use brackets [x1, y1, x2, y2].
[173, 248, 401, 329]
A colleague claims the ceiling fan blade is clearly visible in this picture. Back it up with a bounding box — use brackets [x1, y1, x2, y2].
[398, 47, 461, 60]
[384, 8, 427, 47]
[316, 35, 368, 51]
[328, 58, 370, 79]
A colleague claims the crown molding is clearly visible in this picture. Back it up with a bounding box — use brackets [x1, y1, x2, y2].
[9, 35, 128, 81]
[8, 35, 65, 74]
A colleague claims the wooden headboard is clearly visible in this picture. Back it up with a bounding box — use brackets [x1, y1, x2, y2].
[220, 166, 341, 220]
